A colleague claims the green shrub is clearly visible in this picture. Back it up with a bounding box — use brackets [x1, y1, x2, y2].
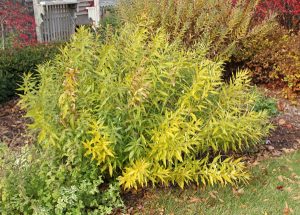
[20, 24, 272, 191]
[0, 143, 123, 214]
[117, 0, 276, 61]
[0, 43, 60, 103]
[100, 7, 120, 29]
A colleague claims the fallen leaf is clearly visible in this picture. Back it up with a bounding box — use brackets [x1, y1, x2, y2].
[209, 191, 217, 199]
[137, 204, 144, 210]
[278, 175, 284, 182]
[282, 148, 295, 154]
[189, 197, 203, 203]
[159, 208, 165, 215]
[266, 145, 275, 151]
[272, 150, 282, 157]
[286, 187, 292, 192]
[218, 198, 224, 203]
[263, 199, 269, 202]
[283, 202, 293, 215]
[240, 204, 247, 208]
[291, 173, 300, 180]
[127, 207, 134, 214]
[233, 188, 245, 197]
[251, 160, 260, 166]
[276, 185, 284, 191]
[277, 100, 286, 111]
[278, 119, 286, 125]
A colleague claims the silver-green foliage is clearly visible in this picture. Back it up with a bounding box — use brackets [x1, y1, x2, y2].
[20, 23, 272, 190]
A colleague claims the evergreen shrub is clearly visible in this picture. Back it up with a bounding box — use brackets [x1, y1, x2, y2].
[0, 44, 60, 103]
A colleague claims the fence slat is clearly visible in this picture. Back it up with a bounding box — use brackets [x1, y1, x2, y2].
[37, 2, 77, 42]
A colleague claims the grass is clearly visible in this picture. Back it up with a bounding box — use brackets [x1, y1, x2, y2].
[133, 152, 300, 215]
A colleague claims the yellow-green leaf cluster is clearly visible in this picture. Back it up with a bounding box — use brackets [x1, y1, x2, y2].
[83, 120, 115, 175]
[21, 23, 271, 190]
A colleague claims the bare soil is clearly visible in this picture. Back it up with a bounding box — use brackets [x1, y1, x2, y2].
[246, 87, 300, 163]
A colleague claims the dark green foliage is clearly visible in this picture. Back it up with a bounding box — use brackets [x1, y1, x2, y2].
[100, 7, 120, 29]
[0, 44, 60, 103]
[254, 94, 278, 116]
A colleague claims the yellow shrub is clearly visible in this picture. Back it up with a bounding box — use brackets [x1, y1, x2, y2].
[21, 24, 272, 190]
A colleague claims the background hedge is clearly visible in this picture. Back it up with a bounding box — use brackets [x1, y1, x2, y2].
[0, 44, 60, 103]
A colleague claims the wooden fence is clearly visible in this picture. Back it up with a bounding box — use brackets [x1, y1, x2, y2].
[40, 3, 76, 42]
[33, 0, 117, 43]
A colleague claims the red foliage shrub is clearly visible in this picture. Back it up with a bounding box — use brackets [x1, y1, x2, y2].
[256, 0, 300, 30]
[0, 0, 36, 47]
[229, 0, 300, 98]
[257, 0, 300, 16]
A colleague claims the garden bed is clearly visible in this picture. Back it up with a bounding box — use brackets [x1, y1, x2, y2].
[1, 88, 298, 153]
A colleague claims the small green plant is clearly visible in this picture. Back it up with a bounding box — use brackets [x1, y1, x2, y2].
[0, 143, 123, 214]
[20, 24, 272, 191]
[254, 94, 278, 116]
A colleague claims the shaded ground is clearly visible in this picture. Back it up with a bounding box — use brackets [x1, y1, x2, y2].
[250, 87, 300, 162]
[0, 98, 32, 147]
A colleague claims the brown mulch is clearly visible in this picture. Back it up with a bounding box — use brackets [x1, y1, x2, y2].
[0, 98, 33, 147]
[244, 87, 300, 164]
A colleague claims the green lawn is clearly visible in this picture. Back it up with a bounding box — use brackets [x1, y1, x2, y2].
[135, 152, 300, 215]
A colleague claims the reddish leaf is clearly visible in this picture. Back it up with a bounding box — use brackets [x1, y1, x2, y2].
[276, 185, 284, 191]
